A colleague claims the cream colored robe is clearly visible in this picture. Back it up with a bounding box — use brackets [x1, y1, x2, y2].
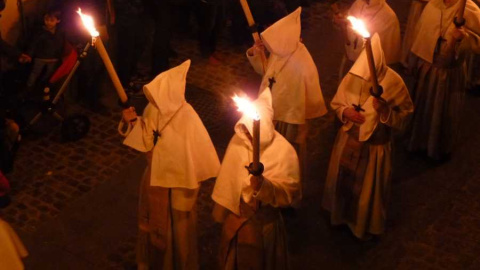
[400, 0, 430, 68]
[123, 60, 220, 269]
[212, 90, 301, 269]
[247, 7, 327, 145]
[407, 0, 480, 159]
[0, 219, 28, 270]
[323, 34, 413, 239]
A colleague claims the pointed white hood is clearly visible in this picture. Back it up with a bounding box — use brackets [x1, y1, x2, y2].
[124, 60, 220, 188]
[350, 33, 387, 82]
[212, 90, 301, 215]
[247, 6, 327, 124]
[143, 59, 190, 129]
[261, 7, 301, 57]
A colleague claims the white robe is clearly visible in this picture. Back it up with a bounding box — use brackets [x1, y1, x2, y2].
[323, 34, 413, 239]
[247, 7, 327, 126]
[123, 60, 220, 269]
[212, 90, 300, 269]
[407, 0, 480, 159]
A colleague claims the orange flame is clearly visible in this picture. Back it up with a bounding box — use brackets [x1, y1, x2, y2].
[77, 8, 99, 37]
[232, 95, 260, 120]
[347, 16, 370, 38]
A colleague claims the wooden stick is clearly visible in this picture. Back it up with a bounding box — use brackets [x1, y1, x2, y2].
[252, 119, 261, 172]
[456, 0, 468, 25]
[239, 0, 267, 72]
[94, 37, 128, 104]
[365, 37, 382, 97]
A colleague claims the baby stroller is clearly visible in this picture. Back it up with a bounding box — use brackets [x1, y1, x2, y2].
[25, 42, 91, 141]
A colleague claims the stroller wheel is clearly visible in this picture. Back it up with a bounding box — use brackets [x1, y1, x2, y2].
[61, 114, 90, 141]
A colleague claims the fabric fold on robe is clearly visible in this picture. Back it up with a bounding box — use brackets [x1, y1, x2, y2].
[400, 0, 430, 68]
[407, 0, 480, 159]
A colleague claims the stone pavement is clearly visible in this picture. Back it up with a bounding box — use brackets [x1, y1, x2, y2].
[1, 0, 480, 269]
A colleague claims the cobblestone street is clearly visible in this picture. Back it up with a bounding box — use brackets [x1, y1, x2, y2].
[1, 0, 480, 269]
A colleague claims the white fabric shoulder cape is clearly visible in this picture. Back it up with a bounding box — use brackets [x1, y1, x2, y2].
[124, 60, 220, 188]
[247, 7, 327, 124]
[411, 0, 480, 62]
[212, 89, 301, 215]
[347, 0, 401, 64]
[333, 34, 414, 141]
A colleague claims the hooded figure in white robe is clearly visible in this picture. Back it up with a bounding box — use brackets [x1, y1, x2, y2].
[406, 0, 480, 160]
[400, 0, 431, 68]
[246, 7, 327, 149]
[323, 34, 413, 239]
[212, 89, 301, 270]
[0, 219, 28, 270]
[337, 0, 401, 80]
[122, 60, 220, 270]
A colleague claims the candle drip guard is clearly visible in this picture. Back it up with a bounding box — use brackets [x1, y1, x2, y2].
[246, 162, 265, 176]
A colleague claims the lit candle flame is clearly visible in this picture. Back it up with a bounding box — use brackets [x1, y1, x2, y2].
[347, 16, 370, 38]
[233, 95, 260, 121]
[77, 8, 99, 37]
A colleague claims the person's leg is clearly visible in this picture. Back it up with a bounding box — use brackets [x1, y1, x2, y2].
[209, 2, 226, 56]
[26, 59, 46, 88]
[39, 61, 58, 85]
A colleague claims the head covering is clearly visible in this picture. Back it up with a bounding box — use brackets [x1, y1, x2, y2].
[339, 34, 413, 141]
[261, 7, 301, 57]
[350, 33, 387, 82]
[212, 89, 300, 215]
[124, 60, 220, 188]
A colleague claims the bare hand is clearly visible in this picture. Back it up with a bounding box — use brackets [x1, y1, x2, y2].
[248, 40, 265, 56]
[122, 107, 137, 123]
[452, 27, 466, 41]
[250, 175, 264, 192]
[373, 98, 389, 116]
[18, 54, 31, 63]
[343, 107, 365, 124]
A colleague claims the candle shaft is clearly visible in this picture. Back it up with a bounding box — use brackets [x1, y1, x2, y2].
[365, 38, 380, 96]
[95, 37, 128, 104]
[239, 0, 267, 72]
[458, 0, 467, 22]
[252, 119, 261, 171]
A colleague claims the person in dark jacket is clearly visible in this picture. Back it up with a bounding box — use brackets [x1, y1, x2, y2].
[25, 9, 64, 89]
